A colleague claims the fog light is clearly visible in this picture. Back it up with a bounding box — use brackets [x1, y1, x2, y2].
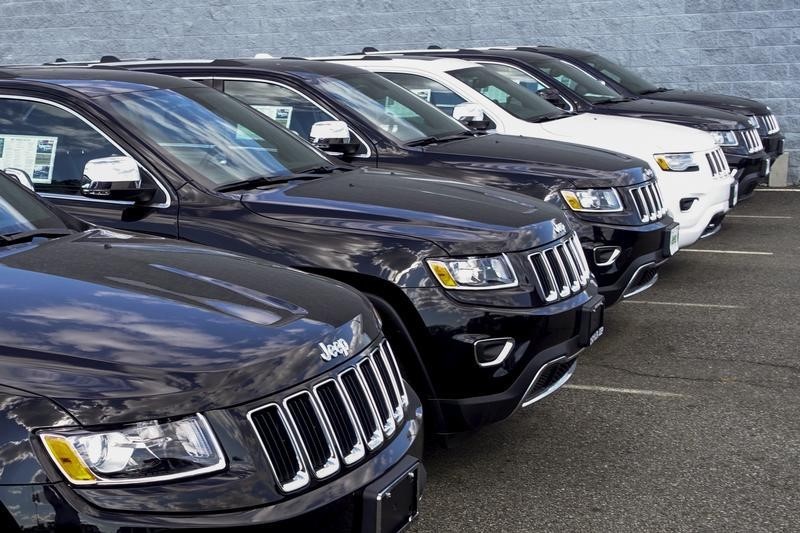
[593, 246, 621, 267]
[474, 338, 515, 367]
[680, 198, 698, 211]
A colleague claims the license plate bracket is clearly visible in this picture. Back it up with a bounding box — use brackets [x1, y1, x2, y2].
[663, 223, 680, 256]
[362, 459, 421, 533]
[579, 296, 605, 347]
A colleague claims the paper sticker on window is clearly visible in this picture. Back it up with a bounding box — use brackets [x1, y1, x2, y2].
[410, 89, 431, 102]
[252, 105, 293, 128]
[0, 135, 59, 184]
[480, 86, 509, 104]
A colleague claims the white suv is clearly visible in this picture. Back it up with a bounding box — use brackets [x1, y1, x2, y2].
[328, 55, 735, 248]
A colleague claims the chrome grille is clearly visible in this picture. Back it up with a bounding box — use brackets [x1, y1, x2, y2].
[756, 114, 780, 135]
[248, 339, 407, 493]
[528, 233, 590, 303]
[741, 127, 764, 153]
[705, 147, 730, 179]
[629, 180, 667, 223]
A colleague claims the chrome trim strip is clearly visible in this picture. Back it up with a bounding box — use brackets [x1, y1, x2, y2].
[519, 353, 580, 408]
[246, 403, 310, 493]
[621, 262, 659, 299]
[358, 357, 397, 436]
[282, 390, 340, 480]
[474, 337, 515, 368]
[337, 368, 385, 450]
[381, 340, 409, 409]
[312, 379, 366, 466]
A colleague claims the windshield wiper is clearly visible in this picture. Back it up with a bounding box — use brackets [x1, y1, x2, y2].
[529, 112, 570, 123]
[0, 228, 77, 246]
[640, 87, 669, 95]
[596, 96, 637, 104]
[216, 166, 345, 193]
[406, 133, 474, 147]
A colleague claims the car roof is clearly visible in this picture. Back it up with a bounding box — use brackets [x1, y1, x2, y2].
[0, 66, 200, 97]
[325, 55, 479, 72]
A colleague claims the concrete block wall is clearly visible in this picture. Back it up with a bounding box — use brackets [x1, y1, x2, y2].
[0, 0, 797, 183]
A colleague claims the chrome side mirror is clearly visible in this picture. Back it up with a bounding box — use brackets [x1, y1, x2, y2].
[3, 168, 34, 191]
[452, 102, 490, 130]
[81, 156, 155, 202]
[309, 120, 360, 156]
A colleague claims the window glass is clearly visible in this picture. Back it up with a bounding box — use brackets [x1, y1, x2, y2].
[478, 63, 549, 93]
[307, 72, 468, 143]
[446, 66, 561, 121]
[223, 80, 367, 155]
[377, 72, 468, 117]
[580, 54, 659, 94]
[100, 87, 330, 188]
[0, 99, 122, 195]
[0, 173, 78, 235]
[531, 59, 621, 103]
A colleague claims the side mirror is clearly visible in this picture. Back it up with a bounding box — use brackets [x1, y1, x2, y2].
[309, 120, 360, 157]
[3, 168, 35, 191]
[81, 156, 155, 203]
[536, 87, 564, 105]
[452, 102, 490, 130]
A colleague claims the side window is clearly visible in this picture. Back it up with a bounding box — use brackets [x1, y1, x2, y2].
[222, 80, 368, 156]
[379, 72, 467, 116]
[479, 62, 548, 92]
[0, 99, 123, 195]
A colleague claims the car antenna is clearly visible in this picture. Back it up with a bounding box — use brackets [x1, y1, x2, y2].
[427, 45, 442, 49]
[362, 46, 379, 53]
[100, 55, 120, 63]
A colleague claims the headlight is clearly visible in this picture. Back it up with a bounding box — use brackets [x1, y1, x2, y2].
[654, 153, 699, 172]
[560, 188, 623, 212]
[40, 414, 225, 485]
[709, 130, 738, 146]
[427, 254, 518, 290]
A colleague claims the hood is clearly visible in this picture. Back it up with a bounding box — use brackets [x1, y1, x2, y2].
[241, 167, 568, 255]
[646, 89, 770, 115]
[538, 113, 718, 156]
[597, 98, 749, 130]
[0, 230, 379, 425]
[421, 133, 649, 187]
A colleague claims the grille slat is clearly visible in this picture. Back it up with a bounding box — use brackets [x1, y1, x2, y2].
[529, 233, 590, 304]
[756, 114, 780, 135]
[630, 180, 666, 222]
[742, 127, 763, 153]
[248, 339, 405, 492]
[706, 147, 730, 179]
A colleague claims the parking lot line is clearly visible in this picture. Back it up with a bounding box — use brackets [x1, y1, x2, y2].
[681, 249, 773, 255]
[623, 300, 745, 309]
[564, 384, 686, 398]
[727, 214, 792, 219]
[755, 188, 800, 192]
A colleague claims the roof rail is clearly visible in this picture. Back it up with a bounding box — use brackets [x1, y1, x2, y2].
[427, 45, 442, 49]
[100, 55, 121, 63]
[278, 56, 306, 60]
[209, 59, 248, 67]
[361, 46, 379, 53]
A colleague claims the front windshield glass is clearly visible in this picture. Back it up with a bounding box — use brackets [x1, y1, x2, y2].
[580, 54, 659, 95]
[0, 174, 74, 236]
[307, 72, 468, 144]
[528, 58, 623, 103]
[100, 87, 331, 188]
[447, 66, 562, 121]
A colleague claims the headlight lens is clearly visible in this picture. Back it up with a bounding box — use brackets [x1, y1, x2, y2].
[709, 130, 738, 146]
[560, 188, 623, 212]
[427, 254, 518, 290]
[40, 414, 225, 485]
[654, 153, 699, 172]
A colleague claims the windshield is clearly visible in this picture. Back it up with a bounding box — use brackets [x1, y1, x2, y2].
[447, 66, 562, 121]
[307, 72, 468, 144]
[580, 54, 660, 95]
[0, 174, 78, 236]
[100, 87, 331, 188]
[527, 58, 623, 103]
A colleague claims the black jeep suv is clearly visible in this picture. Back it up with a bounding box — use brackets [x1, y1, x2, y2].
[0, 171, 424, 532]
[97, 57, 678, 305]
[0, 67, 604, 434]
[521, 46, 785, 174]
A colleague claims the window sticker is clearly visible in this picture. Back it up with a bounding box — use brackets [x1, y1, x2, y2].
[410, 89, 431, 102]
[0, 135, 59, 184]
[251, 105, 293, 128]
[480, 86, 509, 104]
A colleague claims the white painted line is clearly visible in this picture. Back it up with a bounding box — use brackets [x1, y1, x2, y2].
[623, 300, 745, 309]
[564, 384, 686, 398]
[682, 248, 773, 256]
[727, 214, 792, 219]
[755, 188, 800, 192]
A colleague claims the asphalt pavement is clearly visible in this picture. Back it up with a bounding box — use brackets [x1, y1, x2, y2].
[412, 188, 800, 533]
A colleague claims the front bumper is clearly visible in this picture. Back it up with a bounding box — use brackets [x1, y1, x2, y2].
[567, 211, 673, 305]
[403, 286, 604, 434]
[655, 167, 733, 248]
[761, 131, 785, 162]
[2, 391, 426, 532]
[725, 150, 770, 200]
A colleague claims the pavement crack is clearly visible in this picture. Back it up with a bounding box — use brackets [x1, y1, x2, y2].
[670, 355, 800, 373]
[583, 363, 793, 390]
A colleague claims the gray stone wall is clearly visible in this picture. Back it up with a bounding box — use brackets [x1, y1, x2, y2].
[1, 0, 797, 182]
